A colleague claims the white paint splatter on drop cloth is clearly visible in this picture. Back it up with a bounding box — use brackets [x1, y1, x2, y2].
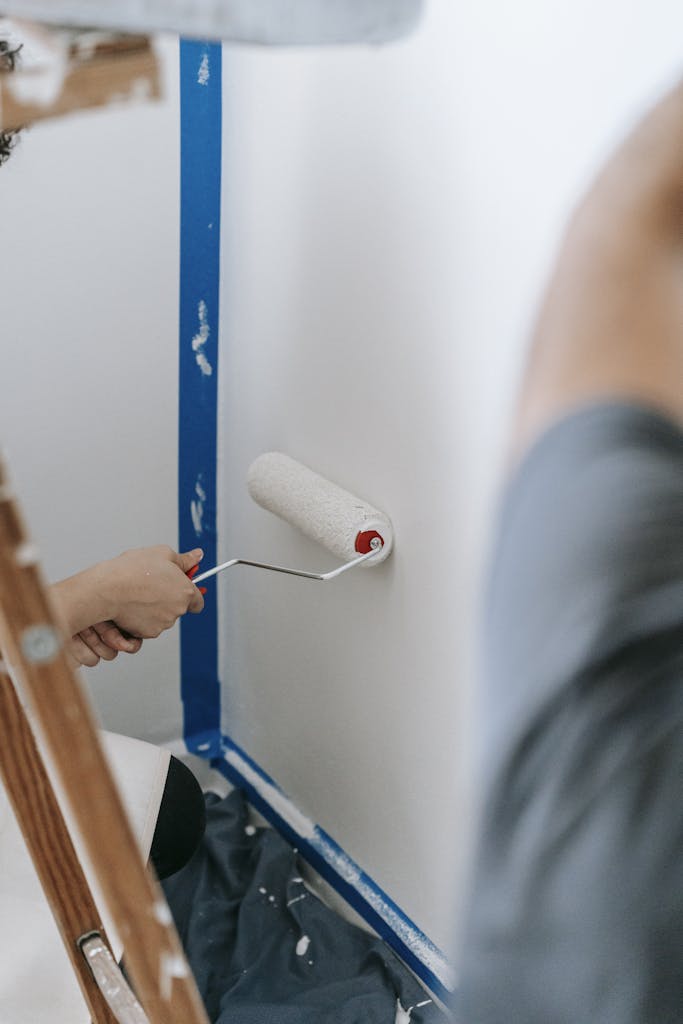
[395, 1000, 412, 1023]
[258, 887, 267, 895]
[296, 935, 310, 957]
[220, 746, 454, 993]
[245, 824, 256, 836]
[191, 300, 213, 376]
[197, 51, 210, 85]
[190, 477, 206, 537]
[395, 997, 434, 1022]
[287, 893, 307, 908]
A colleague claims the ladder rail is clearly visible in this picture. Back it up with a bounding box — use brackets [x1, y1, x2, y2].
[0, 453, 209, 1024]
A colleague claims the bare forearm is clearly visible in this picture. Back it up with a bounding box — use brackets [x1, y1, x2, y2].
[51, 545, 204, 642]
[51, 564, 119, 637]
[513, 79, 683, 458]
[587, 78, 683, 237]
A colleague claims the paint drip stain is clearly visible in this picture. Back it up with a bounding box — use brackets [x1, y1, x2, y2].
[192, 300, 213, 376]
[190, 477, 206, 536]
[395, 999, 432, 1023]
[395, 1001, 412, 1024]
[198, 52, 210, 86]
[296, 935, 310, 957]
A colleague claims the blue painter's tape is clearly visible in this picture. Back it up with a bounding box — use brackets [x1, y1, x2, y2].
[212, 735, 455, 1003]
[178, 38, 449, 998]
[178, 39, 222, 757]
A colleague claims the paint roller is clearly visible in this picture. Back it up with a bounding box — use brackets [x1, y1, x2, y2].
[192, 452, 393, 585]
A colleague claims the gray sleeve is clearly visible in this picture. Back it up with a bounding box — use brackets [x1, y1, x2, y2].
[481, 401, 683, 767]
[458, 403, 683, 1024]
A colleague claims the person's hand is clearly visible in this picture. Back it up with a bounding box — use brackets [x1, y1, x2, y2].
[103, 545, 205, 639]
[67, 622, 144, 668]
[52, 545, 205, 643]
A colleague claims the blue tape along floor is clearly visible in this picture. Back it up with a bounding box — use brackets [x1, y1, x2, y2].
[163, 789, 449, 1023]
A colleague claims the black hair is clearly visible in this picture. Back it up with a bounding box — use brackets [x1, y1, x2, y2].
[0, 39, 23, 166]
[0, 39, 22, 71]
[0, 131, 18, 166]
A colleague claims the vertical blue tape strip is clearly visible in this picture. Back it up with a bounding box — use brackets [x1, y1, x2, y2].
[178, 40, 222, 757]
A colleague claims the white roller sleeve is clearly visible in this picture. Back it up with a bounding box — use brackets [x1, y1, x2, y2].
[247, 452, 393, 565]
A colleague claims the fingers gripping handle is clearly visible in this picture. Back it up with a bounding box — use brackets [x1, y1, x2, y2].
[185, 565, 207, 594]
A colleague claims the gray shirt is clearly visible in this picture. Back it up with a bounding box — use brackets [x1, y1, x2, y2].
[458, 403, 683, 1023]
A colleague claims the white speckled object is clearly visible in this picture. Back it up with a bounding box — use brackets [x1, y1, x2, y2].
[247, 452, 393, 565]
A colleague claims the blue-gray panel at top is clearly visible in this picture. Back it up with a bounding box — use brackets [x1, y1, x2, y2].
[0, 1, 425, 45]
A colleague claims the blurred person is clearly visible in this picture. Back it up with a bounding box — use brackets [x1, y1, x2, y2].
[458, 80, 682, 1022]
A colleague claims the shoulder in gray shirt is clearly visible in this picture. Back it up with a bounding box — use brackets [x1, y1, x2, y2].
[458, 403, 683, 1024]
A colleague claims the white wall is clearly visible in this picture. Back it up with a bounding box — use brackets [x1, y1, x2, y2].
[0, 1, 679, 967]
[0, 38, 183, 745]
[215, 0, 681, 959]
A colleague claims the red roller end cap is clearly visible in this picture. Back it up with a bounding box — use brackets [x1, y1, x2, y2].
[355, 530, 383, 554]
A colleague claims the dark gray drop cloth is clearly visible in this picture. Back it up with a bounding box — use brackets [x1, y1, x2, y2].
[163, 789, 446, 1023]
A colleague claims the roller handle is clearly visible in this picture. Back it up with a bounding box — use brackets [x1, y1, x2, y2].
[188, 452, 394, 586]
[188, 537, 383, 586]
[186, 565, 207, 594]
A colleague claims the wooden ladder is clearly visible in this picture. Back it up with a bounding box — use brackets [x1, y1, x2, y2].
[0, 450, 210, 1024]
